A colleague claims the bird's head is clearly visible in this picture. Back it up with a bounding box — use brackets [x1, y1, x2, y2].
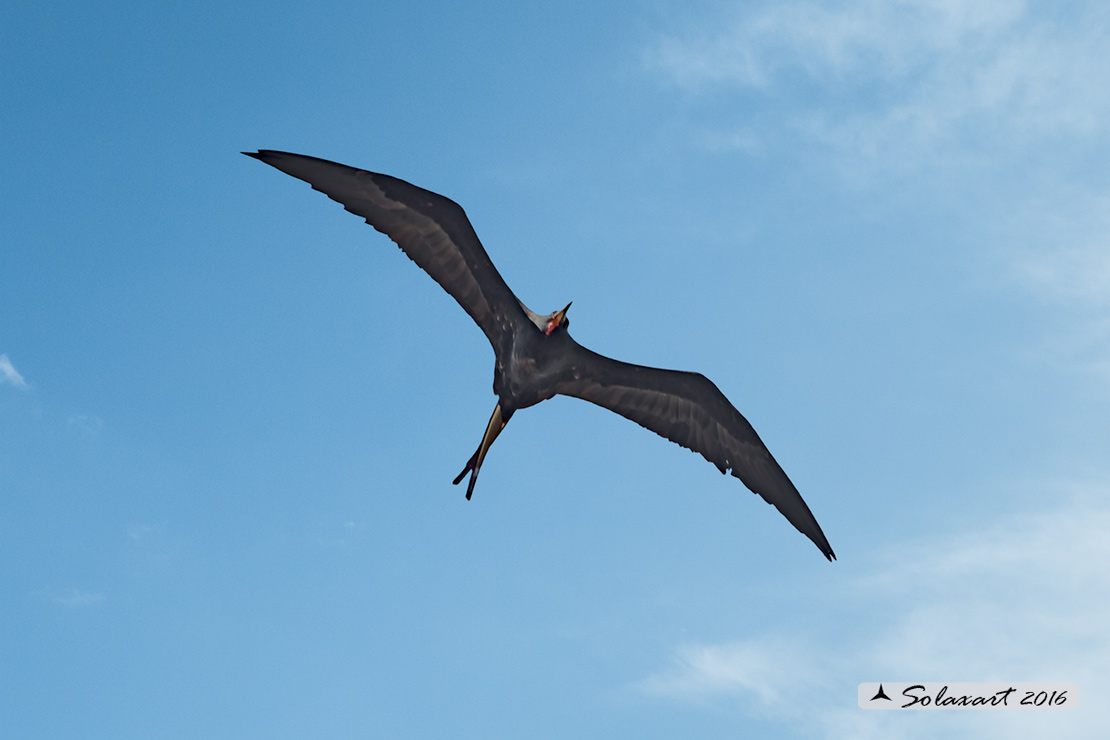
[544, 302, 572, 335]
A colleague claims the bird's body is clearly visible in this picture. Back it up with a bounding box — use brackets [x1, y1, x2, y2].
[245, 150, 835, 561]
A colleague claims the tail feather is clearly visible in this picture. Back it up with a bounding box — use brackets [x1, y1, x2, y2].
[453, 403, 507, 500]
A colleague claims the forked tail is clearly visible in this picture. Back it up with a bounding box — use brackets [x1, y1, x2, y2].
[452, 402, 509, 499]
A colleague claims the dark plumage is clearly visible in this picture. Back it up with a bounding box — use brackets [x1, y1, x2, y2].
[245, 150, 835, 560]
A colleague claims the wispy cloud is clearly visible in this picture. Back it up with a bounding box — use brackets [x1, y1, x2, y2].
[67, 414, 105, 435]
[1, 353, 29, 389]
[645, 1, 1110, 165]
[638, 636, 828, 706]
[637, 481, 1110, 738]
[1005, 190, 1110, 308]
[52, 588, 106, 608]
[646, 0, 1110, 388]
[990, 187, 1110, 386]
[650, 0, 1025, 89]
[315, 519, 365, 548]
[128, 523, 163, 542]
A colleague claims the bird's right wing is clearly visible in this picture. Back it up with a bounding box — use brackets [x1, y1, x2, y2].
[555, 343, 834, 560]
[245, 151, 528, 354]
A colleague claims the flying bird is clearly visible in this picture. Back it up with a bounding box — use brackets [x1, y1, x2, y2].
[245, 150, 835, 561]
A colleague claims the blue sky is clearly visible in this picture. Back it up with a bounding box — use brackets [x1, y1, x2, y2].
[3, 0, 1109, 737]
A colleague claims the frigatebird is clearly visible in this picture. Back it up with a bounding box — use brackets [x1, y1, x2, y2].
[245, 150, 835, 561]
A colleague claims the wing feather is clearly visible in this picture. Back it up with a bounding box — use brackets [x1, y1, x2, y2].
[557, 343, 835, 560]
[245, 150, 526, 354]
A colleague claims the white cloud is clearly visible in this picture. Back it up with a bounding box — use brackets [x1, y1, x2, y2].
[1005, 192, 1110, 309]
[1, 354, 28, 389]
[637, 482, 1110, 738]
[645, 0, 1110, 164]
[128, 523, 163, 542]
[52, 588, 106, 608]
[314, 520, 365, 548]
[67, 414, 105, 435]
[647, 0, 1110, 390]
[638, 637, 827, 706]
[650, 0, 1025, 88]
[987, 188, 1110, 386]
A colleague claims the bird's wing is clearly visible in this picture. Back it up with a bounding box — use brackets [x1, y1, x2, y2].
[555, 343, 834, 560]
[245, 150, 527, 353]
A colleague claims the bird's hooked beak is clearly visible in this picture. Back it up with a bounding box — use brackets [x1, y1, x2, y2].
[545, 302, 572, 335]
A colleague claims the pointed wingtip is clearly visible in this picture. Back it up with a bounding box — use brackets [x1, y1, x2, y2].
[813, 533, 836, 561]
[242, 150, 293, 162]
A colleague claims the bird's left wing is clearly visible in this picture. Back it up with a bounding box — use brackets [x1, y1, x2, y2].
[244, 151, 528, 354]
[555, 343, 835, 560]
